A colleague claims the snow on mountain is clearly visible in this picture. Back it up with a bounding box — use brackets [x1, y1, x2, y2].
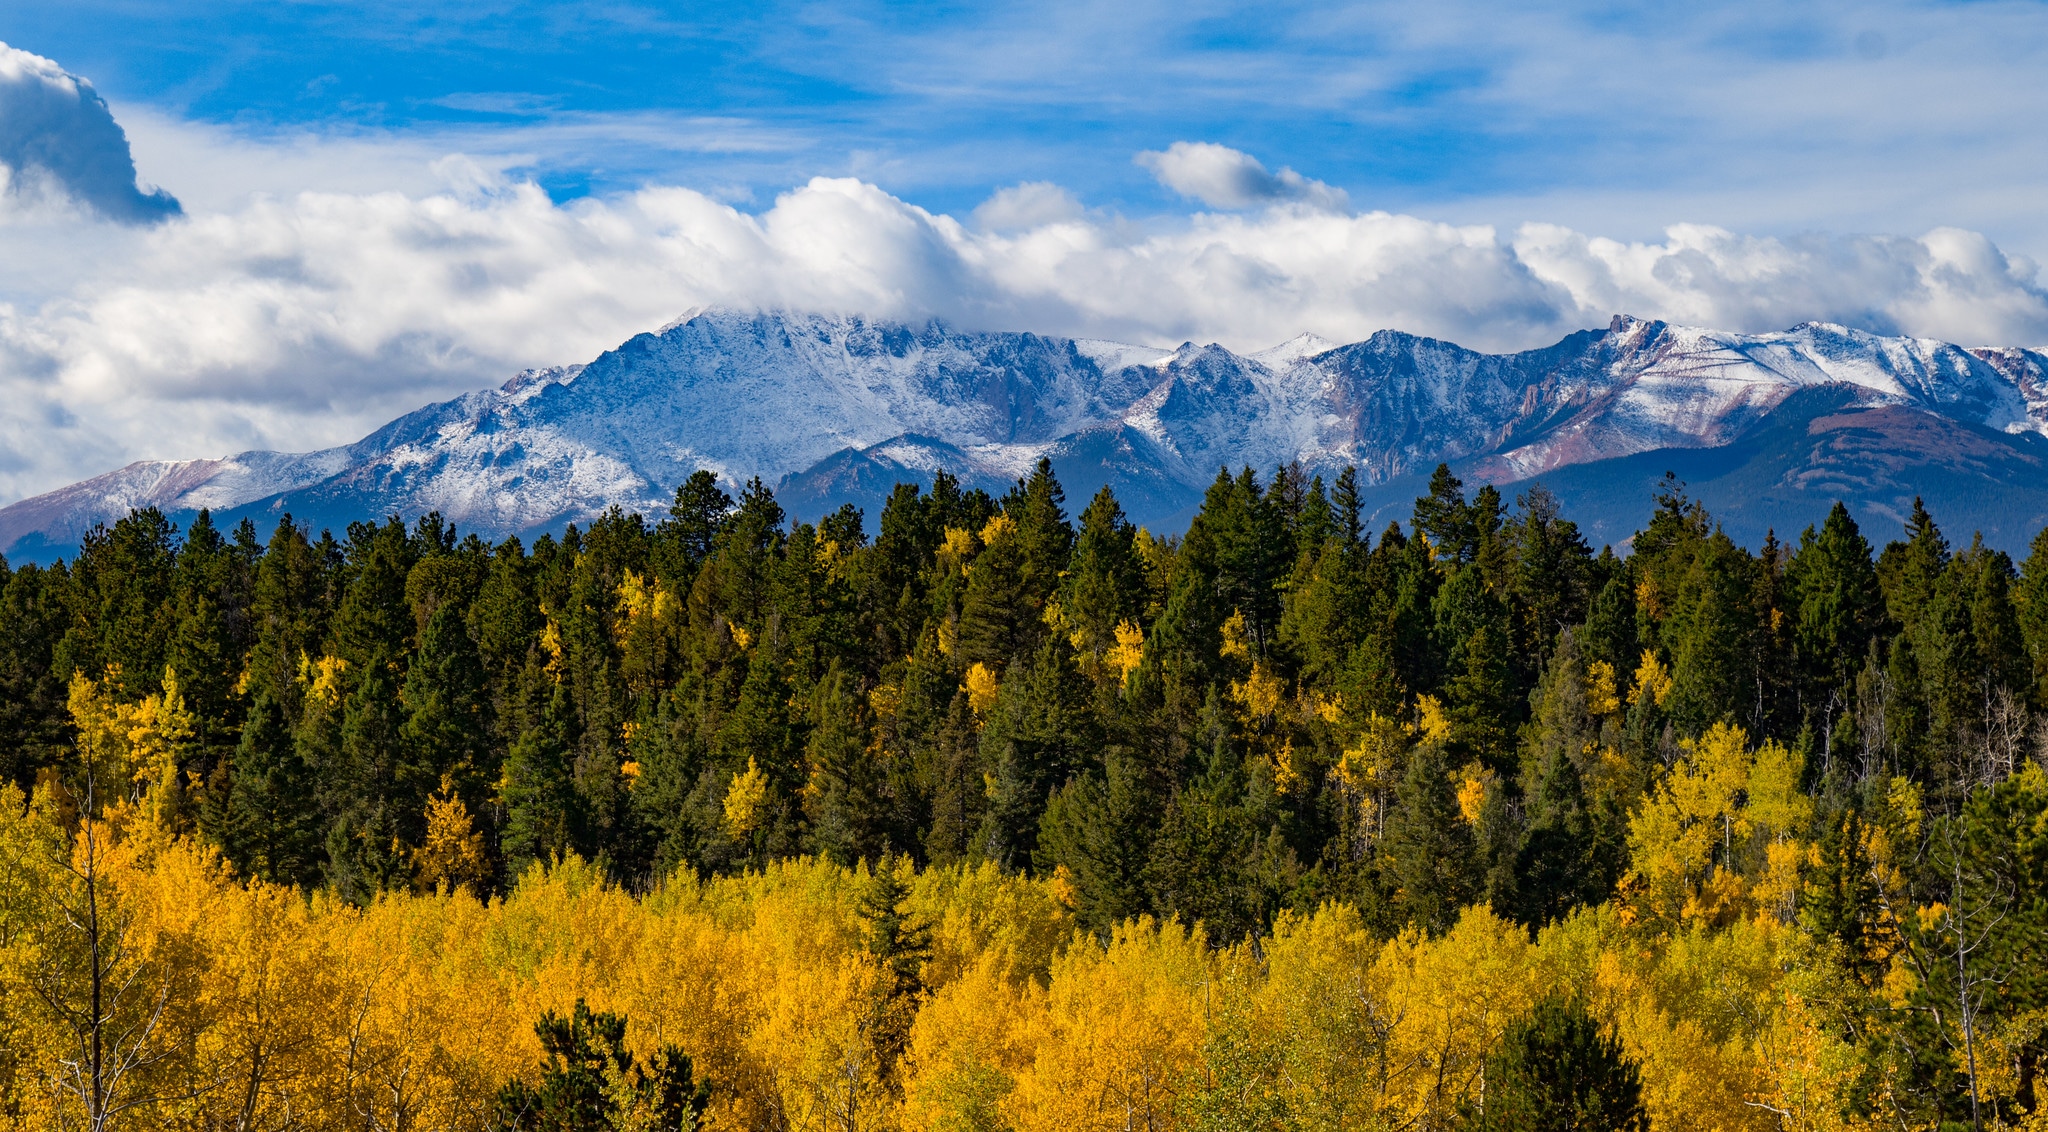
[1249, 332, 1339, 369]
[5, 308, 2047, 560]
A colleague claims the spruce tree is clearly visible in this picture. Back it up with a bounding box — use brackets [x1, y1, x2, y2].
[220, 692, 323, 889]
[1383, 734, 1477, 935]
[1037, 746, 1157, 935]
[330, 519, 416, 669]
[1206, 467, 1286, 653]
[0, 561, 71, 790]
[1666, 531, 1759, 732]
[655, 470, 732, 587]
[1463, 996, 1649, 1132]
[1005, 458, 1073, 608]
[492, 1001, 709, 1132]
[1333, 465, 1364, 548]
[955, 526, 1030, 670]
[323, 651, 410, 900]
[1060, 485, 1147, 668]
[502, 675, 582, 880]
[399, 602, 491, 833]
[2017, 523, 2048, 706]
[803, 665, 892, 865]
[978, 637, 1094, 868]
[1787, 502, 1885, 725]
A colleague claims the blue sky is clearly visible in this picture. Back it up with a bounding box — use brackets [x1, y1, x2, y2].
[0, 0, 2046, 502]
[16, 0, 2046, 239]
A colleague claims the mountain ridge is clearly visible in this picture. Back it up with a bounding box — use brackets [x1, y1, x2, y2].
[6, 308, 2047, 560]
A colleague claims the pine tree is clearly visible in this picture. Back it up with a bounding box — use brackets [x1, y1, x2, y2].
[398, 602, 491, 834]
[803, 665, 892, 865]
[330, 519, 416, 669]
[1410, 465, 1472, 565]
[713, 636, 802, 859]
[955, 523, 1030, 670]
[1144, 697, 1265, 944]
[655, 470, 732, 588]
[1383, 733, 1477, 935]
[922, 690, 987, 866]
[242, 517, 332, 716]
[978, 637, 1095, 868]
[858, 855, 931, 1069]
[1333, 465, 1364, 547]
[1787, 502, 1885, 725]
[1006, 458, 1074, 608]
[0, 561, 70, 790]
[1800, 806, 1888, 984]
[1508, 484, 1594, 678]
[57, 508, 181, 701]
[2017, 523, 2048, 706]
[492, 1001, 710, 1132]
[1666, 531, 1759, 732]
[323, 651, 410, 900]
[1206, 468, 1287, 654]
[502, 673, 582, 880]
[220, 692, 323, 887]
[1038, 745, 1157, 935]
[1432, 561, 1520, 767]
[1463, 996, 1649, 1132]
[1060, 486, 1147, 670]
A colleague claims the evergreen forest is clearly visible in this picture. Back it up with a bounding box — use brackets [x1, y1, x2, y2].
[2, 459, 2047, 1132]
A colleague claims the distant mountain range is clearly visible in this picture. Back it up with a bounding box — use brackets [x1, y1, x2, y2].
[5, 308, 2048, 561]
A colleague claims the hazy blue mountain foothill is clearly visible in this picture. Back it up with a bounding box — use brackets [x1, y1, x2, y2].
[4, 308, 2046, 561]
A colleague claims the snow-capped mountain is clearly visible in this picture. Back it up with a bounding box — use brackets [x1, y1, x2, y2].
[5, 308, 2047, 560]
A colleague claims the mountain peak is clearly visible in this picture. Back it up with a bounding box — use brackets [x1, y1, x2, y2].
[6, 311, 2048, 561]
[1250, 331, 1339, 368]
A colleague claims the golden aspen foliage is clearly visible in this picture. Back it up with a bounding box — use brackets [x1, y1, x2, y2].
[302, 652, 350, 707]
[1586, 659, 1622, 716]
[901, 950, 1042, 1132]
[1635, 575, 1665, 621]
[1374, 906, 1543, 1127]
[1253, 903, 1394, 1129]
[1226, 661, 1285, 723]
[415, 775, 490, 892]
[1414, 693, 1453, 744]
[615, 569, 678, 642]
[724, 757, 770, 841]
[938, 527, 978, 570]
[1622, 723, 1810, 931]
[963, 663, 1000, 714]
[978, 514, 1014, 547]
[1005, 917, 1210, 1132]
[539, 607, 569, 682]
[1105, 620, 1146, 684]
[1455, 762, 1495, 825]
[1219, 610, 1252, 662]
[1628, 649, 1673, 708]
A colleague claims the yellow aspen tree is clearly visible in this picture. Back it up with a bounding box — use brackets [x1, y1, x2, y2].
[900, 951, 1041, 1132]
[414, 775, 490, 893]
[1374, 906, 1541, 1128]
[1257, 903, 1395, 1129]
[1005, 918, 1209, 1132]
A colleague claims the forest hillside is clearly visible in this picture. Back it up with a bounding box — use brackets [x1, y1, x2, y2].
[1, 461, 2045, 1131]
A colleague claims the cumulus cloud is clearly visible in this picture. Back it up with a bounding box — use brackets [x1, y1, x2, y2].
[1136, 142, 1349, 213]
[973, 182, 1085, 232]
[2, 161, 2047, 504]
[0, 42, 180, 225]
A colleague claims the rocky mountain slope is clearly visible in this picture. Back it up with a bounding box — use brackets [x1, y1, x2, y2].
[5, 308, 2046, 560]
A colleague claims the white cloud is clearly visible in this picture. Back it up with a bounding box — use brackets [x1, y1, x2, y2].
[1135, 142, 1350, 213]
[1512, 222, 2048, 345]
[0, 41, 179, 224]
[973, 182, 1085, 231]
[2, 160, 2046, 506]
